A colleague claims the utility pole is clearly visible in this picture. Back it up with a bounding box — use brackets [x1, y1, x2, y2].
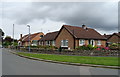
[27, 25, 30, 52]
[13, 24, 14, 46]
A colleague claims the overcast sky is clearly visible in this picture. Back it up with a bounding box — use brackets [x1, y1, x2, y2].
[0, 2, 118, 39]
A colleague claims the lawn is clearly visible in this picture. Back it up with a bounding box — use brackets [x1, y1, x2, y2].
[17, 52, 119, 66]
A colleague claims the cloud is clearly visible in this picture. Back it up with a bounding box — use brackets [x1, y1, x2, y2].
[1, 2, 118, 39]
[7, 2, 117, 31]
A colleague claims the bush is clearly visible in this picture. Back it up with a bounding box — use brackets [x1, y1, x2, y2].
[76, 44, 97, 50]
[108, 43, 119, 50]
[37, 45, 58, 50]
[3, 41, 12, 47]
[87, 44, 93, 50]
[30, 46, 37, 48]
[96, 46, 110, 51]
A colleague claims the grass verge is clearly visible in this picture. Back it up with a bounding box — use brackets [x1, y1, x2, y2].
[17, 52, 119, 66]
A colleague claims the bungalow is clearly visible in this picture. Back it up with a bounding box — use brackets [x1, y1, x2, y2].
[18, 32, 44, 46]
[40, 25, 106, 49]
[39, 31, 59, 46]
[104, 32, 120, 44]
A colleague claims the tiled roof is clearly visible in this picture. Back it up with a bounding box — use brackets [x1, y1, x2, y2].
[103, 32, 120, 39]
[40, 31, 59, 41]
[19, 32, 44, 42]
[114, 33, 120, 37]
[62, 25, 106, 39]
[103, 34, 111, 39]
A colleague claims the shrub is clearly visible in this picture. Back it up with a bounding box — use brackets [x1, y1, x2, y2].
[87, 44, 94, 50]
[93, 46, 98, 49]
[31, 46, 38, 48]
[76, 45, 87, 50]
[37, 45, 58, 50]
[108, 43, 119, 50]
[76, 44, 97, 50]
[96, 48, 101, 51]
[104, 47, 109, 50]
[49, 46, 58, 50]
[96, 46, 110, 51]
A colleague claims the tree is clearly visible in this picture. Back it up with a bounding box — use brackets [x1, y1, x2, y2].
[4, 36, 13, 42]
[3, 36, 18, 47]
[3, 36, 13, 46]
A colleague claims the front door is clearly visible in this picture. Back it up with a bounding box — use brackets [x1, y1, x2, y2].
[88, 40, 95, 46]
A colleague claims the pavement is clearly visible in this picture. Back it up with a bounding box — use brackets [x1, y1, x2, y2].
[2, 48, 120, 75]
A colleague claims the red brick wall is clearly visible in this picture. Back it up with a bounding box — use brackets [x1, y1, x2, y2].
[75, 39, 106, 47]
[56, 28, 106, 49]
[56, 28, 74, 49]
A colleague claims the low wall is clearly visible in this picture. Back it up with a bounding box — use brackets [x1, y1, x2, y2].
[15, 47, 119, 56]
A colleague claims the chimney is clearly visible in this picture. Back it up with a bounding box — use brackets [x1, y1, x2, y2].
[20, 34, 22, 38]
[82, 24, 87, 29]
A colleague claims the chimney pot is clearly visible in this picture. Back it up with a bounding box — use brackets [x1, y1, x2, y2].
[20, 34, 22, 38]
[82, 24, 87, 29]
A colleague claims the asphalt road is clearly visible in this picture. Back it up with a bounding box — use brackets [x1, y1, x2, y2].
[2, 48, 120, 75]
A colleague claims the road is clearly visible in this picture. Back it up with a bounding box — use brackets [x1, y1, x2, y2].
[1, 48, 119, 75]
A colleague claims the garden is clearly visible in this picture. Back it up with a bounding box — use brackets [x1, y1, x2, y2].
[9, 44, 119, 66]
[17, 52, 119, 66]
[11, 44, 119, 56]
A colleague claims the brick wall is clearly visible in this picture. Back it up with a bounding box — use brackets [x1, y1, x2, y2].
[75, 39, 106, 48]
[56, 28, 74, 49]
[56, 27, 106, 49]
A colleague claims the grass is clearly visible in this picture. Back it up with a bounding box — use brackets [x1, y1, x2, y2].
[17, 52, 119, 66]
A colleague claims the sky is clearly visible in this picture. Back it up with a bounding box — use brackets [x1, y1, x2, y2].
[0, 2, 118, 39]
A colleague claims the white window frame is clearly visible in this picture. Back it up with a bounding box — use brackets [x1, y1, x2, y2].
[79, 39, 85, 46]
[97, 40, 101, 46]
[41, 41, 43, 45]
[49, 41, 50, 46]
[46, 41, 50, 45]
[47, 41, 50, 46]
[45, 41, 47, 45]
[61, 40, 68, 47]
[52, 40, 55, 46]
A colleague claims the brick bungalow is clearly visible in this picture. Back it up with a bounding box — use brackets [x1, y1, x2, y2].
[55, 25, 106, 49]
[18, 32, 44, 46]
[40, 25, 106, 49]
[39, 31, 59, 46]
[104, 32, 120, 44]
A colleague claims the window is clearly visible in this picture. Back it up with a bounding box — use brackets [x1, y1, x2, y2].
[52, 40, 55, 46]
[61, 40, 68, 47]
[40, 35, 43, 38]
[46, 41, 50, 45]
[40, 41, 44, 46]
[97, 40, 101, 46]
[79, 39, 85, 46]
[32, 40, 37, 46]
